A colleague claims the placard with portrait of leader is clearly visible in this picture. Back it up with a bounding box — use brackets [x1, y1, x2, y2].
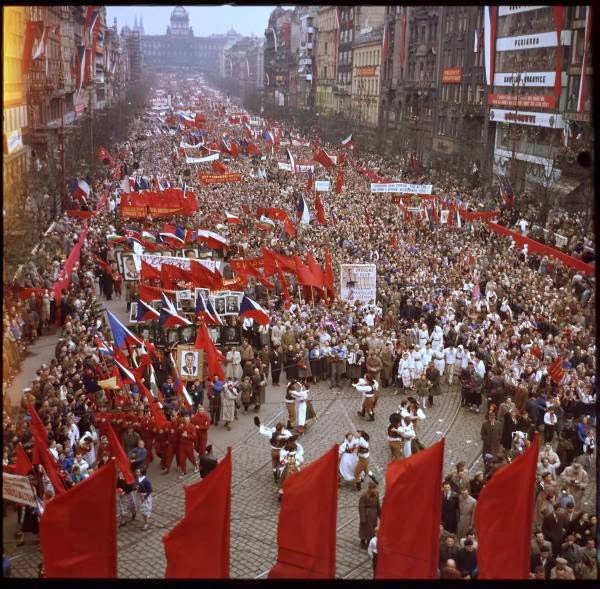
[122, 253, 141, 282]
[224, 291, 242, 315]
[213, 295, 227, 317]
[177, 345, 204, 381]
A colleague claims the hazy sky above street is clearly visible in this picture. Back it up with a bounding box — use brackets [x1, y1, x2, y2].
[106, 5, 292, 37]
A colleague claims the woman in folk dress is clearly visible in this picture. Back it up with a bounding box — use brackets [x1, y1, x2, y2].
[339, 432, 359, 483]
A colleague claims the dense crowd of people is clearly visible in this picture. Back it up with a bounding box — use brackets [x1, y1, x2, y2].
[3, 72, 596, 580]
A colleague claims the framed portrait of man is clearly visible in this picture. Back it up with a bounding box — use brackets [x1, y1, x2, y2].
[150, 299, 162, 312]
[214, 295, 227, 316]
[176, 289, 194, 312]
[114, 248, 125, 274]
[129, 302, 138, 323]
[159, 250, 172, 257]
[220, 325, 241, 347]
[122, 254, 141, 281]
[208, 326, 221, 345]
[136, 324, 154, 341]
[165, 328, 180, 348]
[194, 288, 210, 306]
[225, 293, 240, 315]
[179, 324, 196, 345]
[183, 248, 198, 259]
[177, 345, 204, 381]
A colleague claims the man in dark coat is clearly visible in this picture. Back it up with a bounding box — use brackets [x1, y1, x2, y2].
[441, 481, 460, 534]
[480, 411, 503, 458]
[542, 505, 567, 556]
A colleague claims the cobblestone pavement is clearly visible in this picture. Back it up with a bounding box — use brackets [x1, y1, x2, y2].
[4, 295, 595, 577]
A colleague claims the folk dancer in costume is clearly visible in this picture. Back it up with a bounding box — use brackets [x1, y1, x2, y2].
[433, 347, 446, 378]
[400, 398, 425, 457]
[254, 416, 292, 483]
[412, 347, 425, 380]
[354, 431, 378, 490]
[284, 381, 297, 429]
[134, 467, 153, 530]
[397, 351, 413, 391]
[444, 344, 458, 385]
[417, 323, 430, 348]
[431, 324, 444, 351]
[339, 432, 359, 484]
[354, 373, 378, 421]
[290, 380, 316, 435]
[277, 435, 304, 501]
[387, 413, 405, 462]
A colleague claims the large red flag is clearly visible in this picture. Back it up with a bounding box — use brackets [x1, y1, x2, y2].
[163, 448, 232, 578]
[315, 193, 326, 225]
[28, 402, 66, 495]
[306, 253, 325, 290]
[294, 255, 322, 289]
[106, 423, 136, 485]
[376, 439, 444, 579]
[195, 322, 225, 380]
[15, 443, 33, 476]
[324, 247, 335, 300]
[475, 433, 540, 579]
[269, 445, 338, 578]
[40, 460, 117, 577]
[334, 170, 344, 193]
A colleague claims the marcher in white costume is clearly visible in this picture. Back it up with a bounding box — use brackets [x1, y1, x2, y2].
[397, 352, 413, 389]
[444, 345, 457, 384]
[433, 348, 446, 376]
[431, 325, 444, 351]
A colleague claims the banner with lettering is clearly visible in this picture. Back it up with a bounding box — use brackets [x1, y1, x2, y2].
[340, 264, 377, 304]
[371, 182, 433, 195]
[3, 473, 37, 507]
[137, 254, 217, 273]
[198, 172, 243, 184]
[185, 153, 220, 164]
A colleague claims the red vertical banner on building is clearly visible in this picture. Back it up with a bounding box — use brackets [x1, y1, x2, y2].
[399, 13, 407, 70]
[553, 6, 564, 99]
[577, 6, 592, 112]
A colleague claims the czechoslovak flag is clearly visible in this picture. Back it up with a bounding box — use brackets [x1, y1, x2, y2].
[224, 211, 243, 224]
[73, 179, 91, 206]
[239, 294, 270, 325]
[297, 195, 310, 225]
[136, 298, 160, 322]
[341, 134, 354, 149]
[159, 292, 192, 328]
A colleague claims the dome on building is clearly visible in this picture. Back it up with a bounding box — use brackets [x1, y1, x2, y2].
[171, 6, 189, 22]
[169, 5, 191, 36]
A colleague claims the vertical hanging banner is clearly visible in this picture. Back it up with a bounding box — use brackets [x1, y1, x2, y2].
[553, 6, 563, 99]
[484, 6, 498, 86]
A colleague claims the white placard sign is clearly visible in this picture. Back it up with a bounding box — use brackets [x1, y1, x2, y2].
[138, 254, 217, 273]
[315, 180, 330, 192]
[371, 182, 433, 194]
[496, 30, 572, 52]
[493, 71, 567, 88]
[340, 264, 377, 304]
[3, 473, 37, 507]
[489, 109, 565, 129]
[185, 153, 220, 164]
[498, 6, 545, 16]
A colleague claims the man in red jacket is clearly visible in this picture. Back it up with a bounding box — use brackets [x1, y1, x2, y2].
[177, 414, 198, 477]
[162, 421, 180, 475]
[191, 405, 211, 456]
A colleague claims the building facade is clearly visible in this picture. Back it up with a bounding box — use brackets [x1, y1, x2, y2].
[141, 6, 241, 77]
[488, 5, 580, 203]
[314, 6, 337, 116]
[263, 7, 297, 111]
[431, 6, 488, 179]
[295, 6, 318, 112]
[3, 5, 30, 220]
[351, 27, 383, 130]
[378, 6, 442, 169]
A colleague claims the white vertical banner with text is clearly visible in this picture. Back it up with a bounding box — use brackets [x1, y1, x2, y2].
[339, 264, 377, 304]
